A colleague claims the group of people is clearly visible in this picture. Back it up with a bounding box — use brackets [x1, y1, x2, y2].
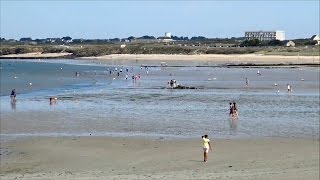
[49, 97, 58, 105]
[229, 102, 239, 119]
[10, 89, 59, 105]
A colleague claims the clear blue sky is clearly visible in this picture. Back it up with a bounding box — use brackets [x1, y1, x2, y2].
[1, 0, 319, 40]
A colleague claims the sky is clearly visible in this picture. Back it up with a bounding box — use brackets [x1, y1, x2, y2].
[0, 0, 319, 40]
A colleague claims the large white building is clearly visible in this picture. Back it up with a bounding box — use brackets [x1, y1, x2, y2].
[245, 31, 285, 41]
[313, 35, 320, 45]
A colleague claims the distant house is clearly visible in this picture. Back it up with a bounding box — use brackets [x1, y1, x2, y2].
[157, 32, 174, 42]
[313, 35, 320, 45]
[157, 37, 174, 43]
[286, 41, 295, 47]
[46, 38, 62, 43]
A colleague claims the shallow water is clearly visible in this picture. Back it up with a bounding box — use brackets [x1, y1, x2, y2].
[1, 59, 319, 141]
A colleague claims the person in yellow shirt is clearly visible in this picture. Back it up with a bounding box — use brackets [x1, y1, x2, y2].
[202, 135, 212, 162]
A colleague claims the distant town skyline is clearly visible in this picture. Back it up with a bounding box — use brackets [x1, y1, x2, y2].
[1, 1, 319, 40]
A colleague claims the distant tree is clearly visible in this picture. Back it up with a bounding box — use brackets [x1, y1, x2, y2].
[241, 39, 260, 46]
[304, 40, 317, 45]
[20, 37, 32, 42]
[138, 35, 156, 39]
[109, 38, 120, 42]
[310, 35, 316, 40]
[34, 39, 47, 44]
[268, 40, 282, 46]
[190, 36, 207, 41]
[62, 36, 72, 42]
[293, 38, 317, 46]
[127, 36, 135, 41]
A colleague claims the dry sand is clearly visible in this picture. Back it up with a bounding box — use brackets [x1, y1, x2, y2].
[1, 137, 318, 180]
[81, 54, 320, 66]
[0, 52, 72, 58]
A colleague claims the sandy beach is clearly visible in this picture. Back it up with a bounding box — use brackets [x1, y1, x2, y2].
[81, 54, 320, 66]
[0, 137, 318, 180]
[0, 58, 319, 180]
[0, 52, 72, 58]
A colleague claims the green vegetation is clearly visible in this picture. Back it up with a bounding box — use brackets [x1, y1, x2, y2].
[1, 42, 319, 57]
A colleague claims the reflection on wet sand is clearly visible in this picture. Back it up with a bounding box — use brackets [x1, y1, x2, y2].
[229, 117, 238, 135]
[10, 100, 16, 110]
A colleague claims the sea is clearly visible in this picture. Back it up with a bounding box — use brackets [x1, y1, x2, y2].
[0, 59, 319, 142]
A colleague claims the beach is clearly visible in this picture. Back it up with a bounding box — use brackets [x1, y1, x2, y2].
[81, 54, 320, 65]
[1, 137, 319, 180]
[0, 59, 319, 179]
[0, 52, 72, 59]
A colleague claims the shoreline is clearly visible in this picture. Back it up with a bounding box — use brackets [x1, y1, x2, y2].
[80, 54, 320, 66]
[1, 53, 319, 66]
[0, 52, 73, 59]
[1, 136, 318, 180]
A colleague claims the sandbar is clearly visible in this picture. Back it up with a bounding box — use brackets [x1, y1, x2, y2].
[81, 54, 320, 66]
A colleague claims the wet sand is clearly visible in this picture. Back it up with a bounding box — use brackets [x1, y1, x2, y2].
[0, 137, 318, 180]
[1, 53, 319, 65]
[0, 59, 319, 180]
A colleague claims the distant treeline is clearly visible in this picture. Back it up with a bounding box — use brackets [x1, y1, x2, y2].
[1, 34, 319, 57]
[0, 35, 246, 45]
[1, 35, 317, 47]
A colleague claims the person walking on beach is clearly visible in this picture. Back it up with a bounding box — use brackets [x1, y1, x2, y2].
[202, 135, 212, 162]
[245, 78, 249, 86]
[229, 102, 234, 117]
[232, 102, 239, 119]
[287, 84, 292, 94]
[10, 89, 16, 102]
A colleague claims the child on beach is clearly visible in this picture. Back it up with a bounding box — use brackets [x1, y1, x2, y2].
[202, 135, 212, 162]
